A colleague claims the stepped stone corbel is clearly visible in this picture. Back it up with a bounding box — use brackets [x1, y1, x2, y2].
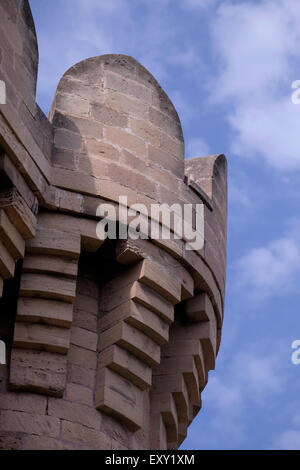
[150, 292, 218, 449]
[9, 212, 102, 396]
[0, 159, 38, 296]
[96, 257, 183, 430]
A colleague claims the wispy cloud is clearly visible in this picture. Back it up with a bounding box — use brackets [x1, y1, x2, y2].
[229, 179, 250, 206]
[235, 236, 300, 299]
[31, 0, 201, 115]
[209, 349, 285, 410]
[186, 137, 211, 157]
[209, 0, 300, 170]
[190, 345, 287, 449]
[169, 90, 194, 125]
[166, 45, 202, 68]
[269, 404, 300, 450]
[233, 351, 285, 397]
[272, 430, 300, 450]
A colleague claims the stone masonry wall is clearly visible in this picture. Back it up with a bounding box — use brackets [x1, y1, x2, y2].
[0, 0, 228, 450]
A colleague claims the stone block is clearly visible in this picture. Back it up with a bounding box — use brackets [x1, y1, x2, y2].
[68, 364, 95, 389]
[98, 345, 152, 390]
[52, 111, 104, 138]
[0, 392, 47, 414]
[0, 410, 60, 438]
[65, 382, 94, 407]
[100, 299, 169, 345]
[151, 392, 178, 444]
[53, 93, 89, 118]
[99, 321, 161, 367]
[13, 322, 71, 354]
[129, 117, 160, 147]
[95, 368, 143, 431]
[105, 126, 147, 158]
[54, 128, 83, 152]
[105, 71, 152, 104]
[0, 208, 25, 259]
[16, 298, 73, 328]
[91, 102, 128, 128]
[0, 239, 15, 278]
[26, 228, 81, 259]
[105, 90, 149, 119]
[67, 344, 97, 370]
[149, 107, 183, 140]
[61, 421, 111, 449]
[9, 349, 67, 396]
[70, 326, 98, 352]
[48, 398, 101, 430]
[148, 145, 184, 179]
[20, 273, 77, 302]
[22, 254, 78, 278]
[73, 308, 97, 332]
[85, 139, 119, 161]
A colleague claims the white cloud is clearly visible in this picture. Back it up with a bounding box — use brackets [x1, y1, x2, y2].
[229, 98, 300, 171]
[193, 347, 286, 448]
[209, 0, 300, 170]
[205, 375, 242, 409]
[234, 352, 284, 397]
[229, 180, 249, 206]
[186, 137, 211, 157]
[236, 236, 300, 298]
[31, 0, 184, 112]
[269, 403, 300, 449]
[167, 45, 201, 68]
[206, 349, 285, 412]
[272, 430, 300, 450]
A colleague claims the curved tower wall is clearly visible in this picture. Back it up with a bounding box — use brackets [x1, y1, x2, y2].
[0, 0, 227, 450]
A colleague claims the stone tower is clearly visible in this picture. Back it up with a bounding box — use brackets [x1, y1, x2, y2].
[0, 0, 227, 450]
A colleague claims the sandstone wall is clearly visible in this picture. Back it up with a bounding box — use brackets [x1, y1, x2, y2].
[0, 0, 227, 450]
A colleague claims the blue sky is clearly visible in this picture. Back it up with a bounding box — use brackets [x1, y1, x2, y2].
[29, 0, 300, 450]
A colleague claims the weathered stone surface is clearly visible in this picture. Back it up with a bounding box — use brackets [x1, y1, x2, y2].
[67, 343, 97, 370]
[13, 322, 71, 354]
[48, 398, 101, 430]
[95, 368, 144, 431]
[0, 410, 60, 438]
[65, 382, 94, 407]
[9, 349, 67, 397]
[0, 1, 227, 451]
[61, 421, 111, 449]
[0, 392, 47, 414]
